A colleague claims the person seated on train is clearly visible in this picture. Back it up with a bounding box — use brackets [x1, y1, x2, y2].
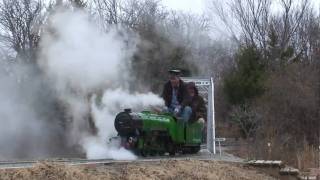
[161, 69, 191, 122]
[182, 82, 206, 124]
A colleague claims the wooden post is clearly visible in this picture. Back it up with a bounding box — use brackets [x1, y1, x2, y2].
[267, 142, 271, 160]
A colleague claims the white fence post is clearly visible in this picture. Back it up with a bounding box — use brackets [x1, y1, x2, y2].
[211, 77, 216, 154]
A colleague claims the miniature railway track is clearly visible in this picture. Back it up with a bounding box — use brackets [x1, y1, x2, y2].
[0, 149, 221, 169]
[0, 145, 245, 169]
[0, 158, 116, 169]
[0, 157, 210, 169]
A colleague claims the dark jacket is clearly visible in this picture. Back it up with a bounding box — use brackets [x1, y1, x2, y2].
[182, 88, 207, 123]
[161, 80, 186, 107]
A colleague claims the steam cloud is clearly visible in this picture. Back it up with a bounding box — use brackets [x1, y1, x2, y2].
[0, 62, 66, 160]
[84, 89, 164, 160]
[0, 7, 164, 160]
[38, 8, 164, 159]
[39, 9, 131, 147]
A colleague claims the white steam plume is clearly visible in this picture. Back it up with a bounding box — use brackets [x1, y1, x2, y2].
[0, 62, 66, 160]
[39, 8, 164, 160]
[84, 89, 164, 160]
[39, 10, 132, 92]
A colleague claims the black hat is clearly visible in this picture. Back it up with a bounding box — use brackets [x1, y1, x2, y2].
[168, 69, 181, 76]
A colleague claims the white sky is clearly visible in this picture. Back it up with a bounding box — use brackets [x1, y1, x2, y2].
[161, 0, 319, 14]
[160, 0, 319, 40]
[161, 0, 206, 14]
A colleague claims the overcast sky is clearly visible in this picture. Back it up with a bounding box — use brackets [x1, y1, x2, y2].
[161, 0, 319, 14]
[160, 0, 320, 39]
[161, 0, 207, 14]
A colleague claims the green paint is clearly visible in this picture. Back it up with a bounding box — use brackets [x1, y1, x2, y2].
[137, 111, 203, 146]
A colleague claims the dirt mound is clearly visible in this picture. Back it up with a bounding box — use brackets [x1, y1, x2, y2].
[0, 160, 275, 180]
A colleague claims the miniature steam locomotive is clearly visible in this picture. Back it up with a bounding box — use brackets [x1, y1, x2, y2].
[114, 109, 203, 156]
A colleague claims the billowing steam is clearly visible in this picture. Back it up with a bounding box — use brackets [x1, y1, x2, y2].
[0, 6, 164, 160]
[0, 62, 66, 160]
[39, 9, 130, 147]
[38, 8, 164, 159]
[83, 89, 164, 160]
[39, 10, 132, 92]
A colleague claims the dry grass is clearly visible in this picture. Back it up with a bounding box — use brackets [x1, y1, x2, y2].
[296, 142, 319, 170]
[0, 160, 275, 180]
[230, 136, 319, 171]
[0, 162, 103, 180]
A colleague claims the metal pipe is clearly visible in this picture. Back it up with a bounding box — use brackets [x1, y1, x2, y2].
[211, 77, 216, 154]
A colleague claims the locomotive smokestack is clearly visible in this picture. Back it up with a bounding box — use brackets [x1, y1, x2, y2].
[115, 111, 142, 136]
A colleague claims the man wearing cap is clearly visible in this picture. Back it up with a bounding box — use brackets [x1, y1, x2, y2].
[161, 70, 192, 122]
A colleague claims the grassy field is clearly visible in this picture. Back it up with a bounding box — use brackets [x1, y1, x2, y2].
[0, 160, 276, 180]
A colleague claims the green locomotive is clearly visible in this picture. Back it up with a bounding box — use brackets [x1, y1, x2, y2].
[114, 109, 204, 156]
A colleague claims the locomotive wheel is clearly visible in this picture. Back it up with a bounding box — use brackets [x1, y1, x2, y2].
[181, 146, 200, 154]
[150, 150, 157, 156]
[169, 150, 175, 156]
[190, 146, 200, 154]
[181, 149, 189, 154]
[140, 149, 148, 157]
[167, 143, 175, 156]
[165, 138, 176, 156]
[158, 151, 165, 156]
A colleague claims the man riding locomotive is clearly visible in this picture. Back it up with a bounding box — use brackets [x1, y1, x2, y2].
[113, 69, 206, 154]
[161, 69, 206, 124]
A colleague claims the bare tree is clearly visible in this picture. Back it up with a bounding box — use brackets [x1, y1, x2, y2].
[271, 0, 311, 64]
[230, 103, 262, 138]
[211, 0, 272, 55]
[93, 0, 169, 30]
[93, 0, 121, 25]
[0, 0, 44, 63]
[69, 0, 86, 8]
[210, 0, 314, 68]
